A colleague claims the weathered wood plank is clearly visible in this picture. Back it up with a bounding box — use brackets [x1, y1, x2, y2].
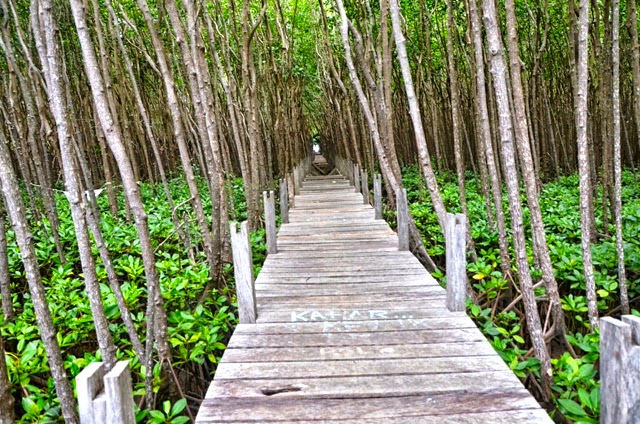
[206, 371, 524, 397]
[227, 328, 486, 348]
[215, 355, 512, 380]
[221, 340, 490, 362]
[256, 307, 462, 323]
[233, 316, 475, 334]
[197, 389, 543, 422]
[197, 409, 551, 423]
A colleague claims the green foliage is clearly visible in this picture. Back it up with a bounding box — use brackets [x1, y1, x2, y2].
[0, 174, 273, 422]
[402, 166, 640, 422]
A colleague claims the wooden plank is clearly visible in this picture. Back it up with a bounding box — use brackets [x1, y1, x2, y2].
[196, 389, 543, 422]
[255, 275, 437, 285]
[197, 409, 552, 423]
[221, 341, 491, 362]
[255, 293, 446, 307]
[206, 371, 524, 397]
[257, 300, 450, 312]
[255, 283, 440, 295]
[256, 307, 461, 323]
[234, 317, 475, 334]
[215, 355, 509, 380]
[227, 328, 485, 348]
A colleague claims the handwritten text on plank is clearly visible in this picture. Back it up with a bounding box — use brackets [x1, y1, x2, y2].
[291, 310, 416, 322]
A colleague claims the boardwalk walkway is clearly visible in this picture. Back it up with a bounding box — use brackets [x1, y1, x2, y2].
[196, 170, 552, 422]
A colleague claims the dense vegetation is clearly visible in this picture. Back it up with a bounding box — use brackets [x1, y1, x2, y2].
[0, 0, 639, 421]
[0, 178, 271, 422]
[399, 166, 640, 422]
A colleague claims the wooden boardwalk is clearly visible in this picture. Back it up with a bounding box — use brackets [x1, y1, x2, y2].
[196, 172, 552, 423]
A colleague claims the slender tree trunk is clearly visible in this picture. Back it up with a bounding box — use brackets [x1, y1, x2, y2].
[611, 0, 628, 314]
[575, 0, 599, 330]
[69, 0, 173, 402]
[446, 0, 476, 258]
[0, 119, 78, 424]
[0, 333, 14, 424]
[482, 0, 552, 397]
[467, 0, 511, 277]
[0, 208, 13, 323]
[628, 0, 640, 151]
[388, 0, 447, 234]
[503, 0, 568, 345]
[41, 0, 118, 370]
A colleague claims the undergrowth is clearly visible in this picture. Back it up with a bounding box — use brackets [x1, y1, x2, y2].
[396, 166, 640, 422]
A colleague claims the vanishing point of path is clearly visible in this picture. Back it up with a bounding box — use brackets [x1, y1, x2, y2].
[196, 171, 552, 423]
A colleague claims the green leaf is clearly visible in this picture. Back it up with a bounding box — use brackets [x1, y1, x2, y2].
[512, 335, 525, 344]
[578, 388, 592, 410]
[590, 387, 600, 413]
[171, 398, 187, 416]
[558, 398, 587, 416]
[22, 397, 40, 415]
[171, 417, 190, 424]
[149, 410, 165, 421]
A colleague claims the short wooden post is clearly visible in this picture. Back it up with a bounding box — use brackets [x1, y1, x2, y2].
[263, 191, 277, 254]
[293, 166, 301, 195]
[361, 168, 369, 204]
[446, 213, 467, 312]
[600, 315, 640, 424]
[354, 164, 361, 194]
[374, 174, 382, 219]
[104, 362, 136, 424]
[279, 178, 289, 224]
[77, 362, 106, 424]
[230, 222, 256, 324]
[77, 361, 135, 424]
[396, 188, 409, 251]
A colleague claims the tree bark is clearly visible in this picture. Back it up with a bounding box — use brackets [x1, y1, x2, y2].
[0, 111, 78, 424]
[611, 0, 628, 314]
[482, 0, 552, 396]
[575, 0, 599, 330]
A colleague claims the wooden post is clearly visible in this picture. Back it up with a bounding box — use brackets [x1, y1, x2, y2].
[104, 362, 136, 424]
[374, 174, 382, 219]
[446, 213, 467, 312]
[77, 362, 106, 424]
[293, 166, 300, 195]
[279, 178, 289, 224]
[361, 168, 369, 204]
[230, 222, 256, 324]
[263, 191, 277, 254]
[354, 164, 361, 194]
[396, 188, 409, 251]
[601, 315, 640, 424]
[77, 361, 135, 424]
